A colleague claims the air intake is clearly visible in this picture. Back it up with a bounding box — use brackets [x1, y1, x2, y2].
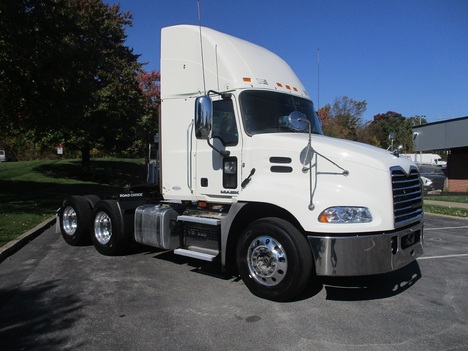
[391, 166, 423, 227]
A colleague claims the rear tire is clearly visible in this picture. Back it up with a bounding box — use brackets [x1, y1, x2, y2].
[236, 218, 313, 301]
[84, 195, 101, 208]
[60, 195, 92, 246]
[92, 200, 131, 256]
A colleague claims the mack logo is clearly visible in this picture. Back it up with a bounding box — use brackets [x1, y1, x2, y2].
[221, 190, 239, 195]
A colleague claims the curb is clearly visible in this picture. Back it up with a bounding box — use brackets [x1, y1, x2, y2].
[0, 216, 56, 263]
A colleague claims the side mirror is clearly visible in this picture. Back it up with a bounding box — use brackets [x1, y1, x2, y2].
[288, 111, 308, 131]
[195, 95, 213, 140]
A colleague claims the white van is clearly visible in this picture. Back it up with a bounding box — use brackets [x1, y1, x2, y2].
[402, 153, 447, 167]
[0, 150, 6, 162]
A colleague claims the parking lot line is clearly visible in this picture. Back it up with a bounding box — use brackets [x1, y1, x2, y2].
[424, 226, 468, 231]
[418, 253, 468, 260]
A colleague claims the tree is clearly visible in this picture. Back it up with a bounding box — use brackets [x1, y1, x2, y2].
[132, 69, 161, 156]
[362, 111, 415, 152]
[317, 96, 367, 140]
[316, 104, 332, 131]
[407, 115, 427, 127]
[316, 94, 421, 153]
[0, 0, 145, 171]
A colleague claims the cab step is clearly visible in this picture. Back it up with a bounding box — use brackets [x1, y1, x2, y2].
[174, 248, 218, 262]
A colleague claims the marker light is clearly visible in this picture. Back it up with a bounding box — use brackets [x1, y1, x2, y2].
[318, 207, 372, 223]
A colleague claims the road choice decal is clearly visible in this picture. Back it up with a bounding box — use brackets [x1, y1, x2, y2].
[119, 193, 144, 198]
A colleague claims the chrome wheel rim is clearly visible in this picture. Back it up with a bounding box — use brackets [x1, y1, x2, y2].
[247, 236, 287, 286]
[94, 211, 112, 245]
[62, 206, 77, 236]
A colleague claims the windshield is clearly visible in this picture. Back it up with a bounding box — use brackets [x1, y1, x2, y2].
[239, 90, 323, 136]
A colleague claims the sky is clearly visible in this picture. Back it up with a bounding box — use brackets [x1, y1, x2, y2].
[105, 0, 468, 123]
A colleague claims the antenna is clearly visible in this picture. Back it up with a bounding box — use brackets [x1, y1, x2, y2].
[198, 0, 207, 94]
[317, 48, 320, 110]
[215, 44, 220, 91]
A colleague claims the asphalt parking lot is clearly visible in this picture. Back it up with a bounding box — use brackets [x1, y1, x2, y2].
[0, 214, 467, 351]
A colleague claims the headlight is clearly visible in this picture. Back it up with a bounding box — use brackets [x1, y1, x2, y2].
[318, 207, 372, 223]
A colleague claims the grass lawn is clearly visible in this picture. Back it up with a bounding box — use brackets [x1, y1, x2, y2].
[424, 195, 468, 218]
[425, 195, 468, 203]
[0, 158, 146, 247]
[424, 205, 468, 217]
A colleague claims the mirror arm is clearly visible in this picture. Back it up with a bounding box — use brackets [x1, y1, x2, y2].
[207, 139, 230, 157]
[207, 90, 231, 100]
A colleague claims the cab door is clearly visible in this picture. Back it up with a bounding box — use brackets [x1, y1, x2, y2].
[194, 97, 242, 201]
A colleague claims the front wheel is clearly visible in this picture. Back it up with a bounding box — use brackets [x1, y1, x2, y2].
[236, 218, 313, 301]
[92, 200, 131, 256]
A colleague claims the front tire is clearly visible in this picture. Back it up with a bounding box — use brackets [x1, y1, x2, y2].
[236, 218, 313, 301]
[60, 195, 93, 246]
[92, 200, 131, 256]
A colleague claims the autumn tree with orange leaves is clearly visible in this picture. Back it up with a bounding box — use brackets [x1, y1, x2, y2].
[131, 69, 161, 156]
[317, 96, 367, 141]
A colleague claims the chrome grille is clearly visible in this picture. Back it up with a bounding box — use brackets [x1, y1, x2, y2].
[391, 166, 423, 227]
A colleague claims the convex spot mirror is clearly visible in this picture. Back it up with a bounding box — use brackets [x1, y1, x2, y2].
[288, 111, 308, 131]
[195, 95, 213, 140]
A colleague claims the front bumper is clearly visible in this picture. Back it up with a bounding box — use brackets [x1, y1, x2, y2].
[307, 222, 423, 276]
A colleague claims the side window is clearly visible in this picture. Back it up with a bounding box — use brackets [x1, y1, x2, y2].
[212, 99, 238, 146]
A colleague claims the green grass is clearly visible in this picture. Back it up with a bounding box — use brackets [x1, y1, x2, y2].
[424, 195, 468, 217]
[0, 158, 146, 247]
[425, 195, 468, 203]
[424, 205, 468, 218]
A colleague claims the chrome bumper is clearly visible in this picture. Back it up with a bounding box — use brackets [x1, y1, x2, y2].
[307, 222, 423, 276]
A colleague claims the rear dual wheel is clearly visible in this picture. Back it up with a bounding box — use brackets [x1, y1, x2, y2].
[60, 195, 99, 246]
[92, 200, 131, 256]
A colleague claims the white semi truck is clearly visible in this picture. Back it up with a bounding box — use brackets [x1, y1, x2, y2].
[58, 25, 424, 301]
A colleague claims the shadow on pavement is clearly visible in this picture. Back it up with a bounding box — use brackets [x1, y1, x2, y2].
[321, 260, 422, 301]
[0, 280, 84, 350]
[105, 244, 422, 303]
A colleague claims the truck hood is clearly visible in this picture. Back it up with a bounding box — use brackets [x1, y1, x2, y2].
[249, 133, 415, 173]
